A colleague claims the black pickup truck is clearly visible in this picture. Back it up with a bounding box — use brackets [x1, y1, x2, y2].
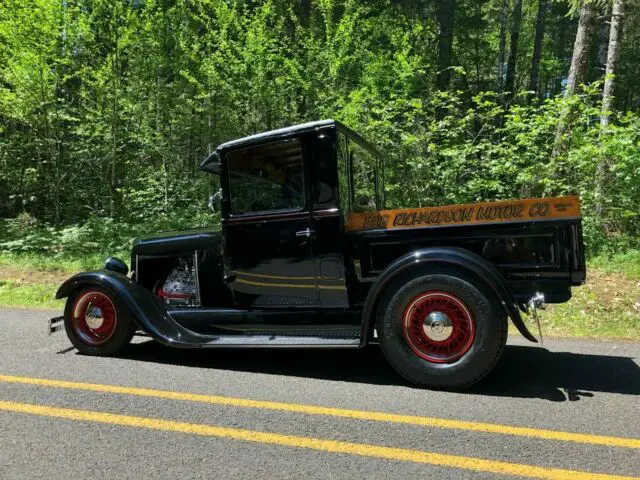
[51, 120, 586, 388]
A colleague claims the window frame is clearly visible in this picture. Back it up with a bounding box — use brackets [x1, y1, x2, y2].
[336, 131, 352, 215]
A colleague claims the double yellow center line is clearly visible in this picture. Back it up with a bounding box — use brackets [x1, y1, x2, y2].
[0, 374, 638, 479]
[1, 374, 637, 449]
[0, 400, 634, 480]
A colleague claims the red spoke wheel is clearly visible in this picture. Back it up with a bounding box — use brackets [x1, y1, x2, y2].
[64, 287, 135, 355]
[71, 291, 118, 346]
[376, 273, 507, 389]
[402, 291, 475, 363]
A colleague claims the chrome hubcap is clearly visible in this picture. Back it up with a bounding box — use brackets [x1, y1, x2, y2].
[85, 304, 104, 330]
[403, 291, 475, 363]
[423, 311, 453, 341]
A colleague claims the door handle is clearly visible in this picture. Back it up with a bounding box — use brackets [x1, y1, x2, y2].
[295, 228, 315, 238]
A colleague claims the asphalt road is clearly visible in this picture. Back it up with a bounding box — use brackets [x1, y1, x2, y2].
[0, 308, 638, 479]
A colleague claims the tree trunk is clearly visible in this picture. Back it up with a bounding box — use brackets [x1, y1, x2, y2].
[436, 0, 456, 90]
[504, 0, 523, 98]
[109, 1, 121, 219]
[497, 0, 508, 91]
[552, 2, 570, 95]
[596, 5, 611, 76]
[298, 0, 311, 28]
[296, 0, 311, 117]
[600, 0, 625, 127]
[551, 0, 597, 160]
[596, 0, 626, 218]
[565, 0, 596, 97]
[529, 0, 547, 95]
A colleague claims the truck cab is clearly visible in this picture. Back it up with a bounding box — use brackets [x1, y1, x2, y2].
[53, 120, 586, 389]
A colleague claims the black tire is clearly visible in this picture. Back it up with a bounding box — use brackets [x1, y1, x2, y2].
[376, 272, 507, 389]
[64, 286, 136, 356]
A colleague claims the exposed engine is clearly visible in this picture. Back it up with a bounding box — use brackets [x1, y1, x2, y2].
[155, 257, 198, 306]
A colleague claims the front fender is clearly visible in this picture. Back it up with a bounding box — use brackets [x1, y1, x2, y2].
[360, 247, 537, 345]
[56, 271, 210, 348]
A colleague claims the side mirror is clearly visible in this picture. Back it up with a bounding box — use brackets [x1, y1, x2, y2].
[208, 189, 223, 212]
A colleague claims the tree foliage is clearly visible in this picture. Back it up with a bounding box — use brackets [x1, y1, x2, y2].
[1, 0, 639, 256]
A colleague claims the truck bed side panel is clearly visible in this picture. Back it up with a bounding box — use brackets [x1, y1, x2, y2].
[346, 218, 585, 305]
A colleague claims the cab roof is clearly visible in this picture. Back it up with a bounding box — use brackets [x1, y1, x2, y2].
[199, 119, 379, 174]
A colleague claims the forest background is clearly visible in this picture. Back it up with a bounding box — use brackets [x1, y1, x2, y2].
[0, 0, 638, 338]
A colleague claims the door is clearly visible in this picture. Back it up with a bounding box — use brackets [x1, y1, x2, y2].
[223, 137, 319, 308]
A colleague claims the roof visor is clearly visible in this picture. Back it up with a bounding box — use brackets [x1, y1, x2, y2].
[199, 151, 221, 174]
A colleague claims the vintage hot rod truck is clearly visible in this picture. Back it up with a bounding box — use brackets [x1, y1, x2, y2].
[50, 120, 586, 388]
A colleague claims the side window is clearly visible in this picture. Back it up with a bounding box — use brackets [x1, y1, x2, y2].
[350, 140, 378, 212]
[227, 139, 305, 215]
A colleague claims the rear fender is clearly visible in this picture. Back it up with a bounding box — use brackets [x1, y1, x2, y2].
[56, 271, 209, 348]
[360, 247, 537, 345]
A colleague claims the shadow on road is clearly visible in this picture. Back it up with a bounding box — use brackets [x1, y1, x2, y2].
[115, 341, 640, 402]
[474, 345, 639, 401]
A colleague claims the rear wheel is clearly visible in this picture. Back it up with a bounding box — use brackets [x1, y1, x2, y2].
[376, 273, 507, 389]
[64, 287, 135, 355]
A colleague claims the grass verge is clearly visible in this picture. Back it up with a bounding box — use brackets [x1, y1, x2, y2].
[0, 281, 64, 310]
[0, 253, 103, 310]
[1, 252, 638, 340]
[538, 269, 639, 340]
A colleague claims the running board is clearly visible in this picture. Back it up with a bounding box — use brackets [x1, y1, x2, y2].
[201, 335, 360, 348]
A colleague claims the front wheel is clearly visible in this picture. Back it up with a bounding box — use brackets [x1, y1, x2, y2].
[376, 273, 507, 389]
[64, 287, 136, 355]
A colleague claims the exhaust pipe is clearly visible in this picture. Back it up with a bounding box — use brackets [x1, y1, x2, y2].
[527, 292, 546, 343]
